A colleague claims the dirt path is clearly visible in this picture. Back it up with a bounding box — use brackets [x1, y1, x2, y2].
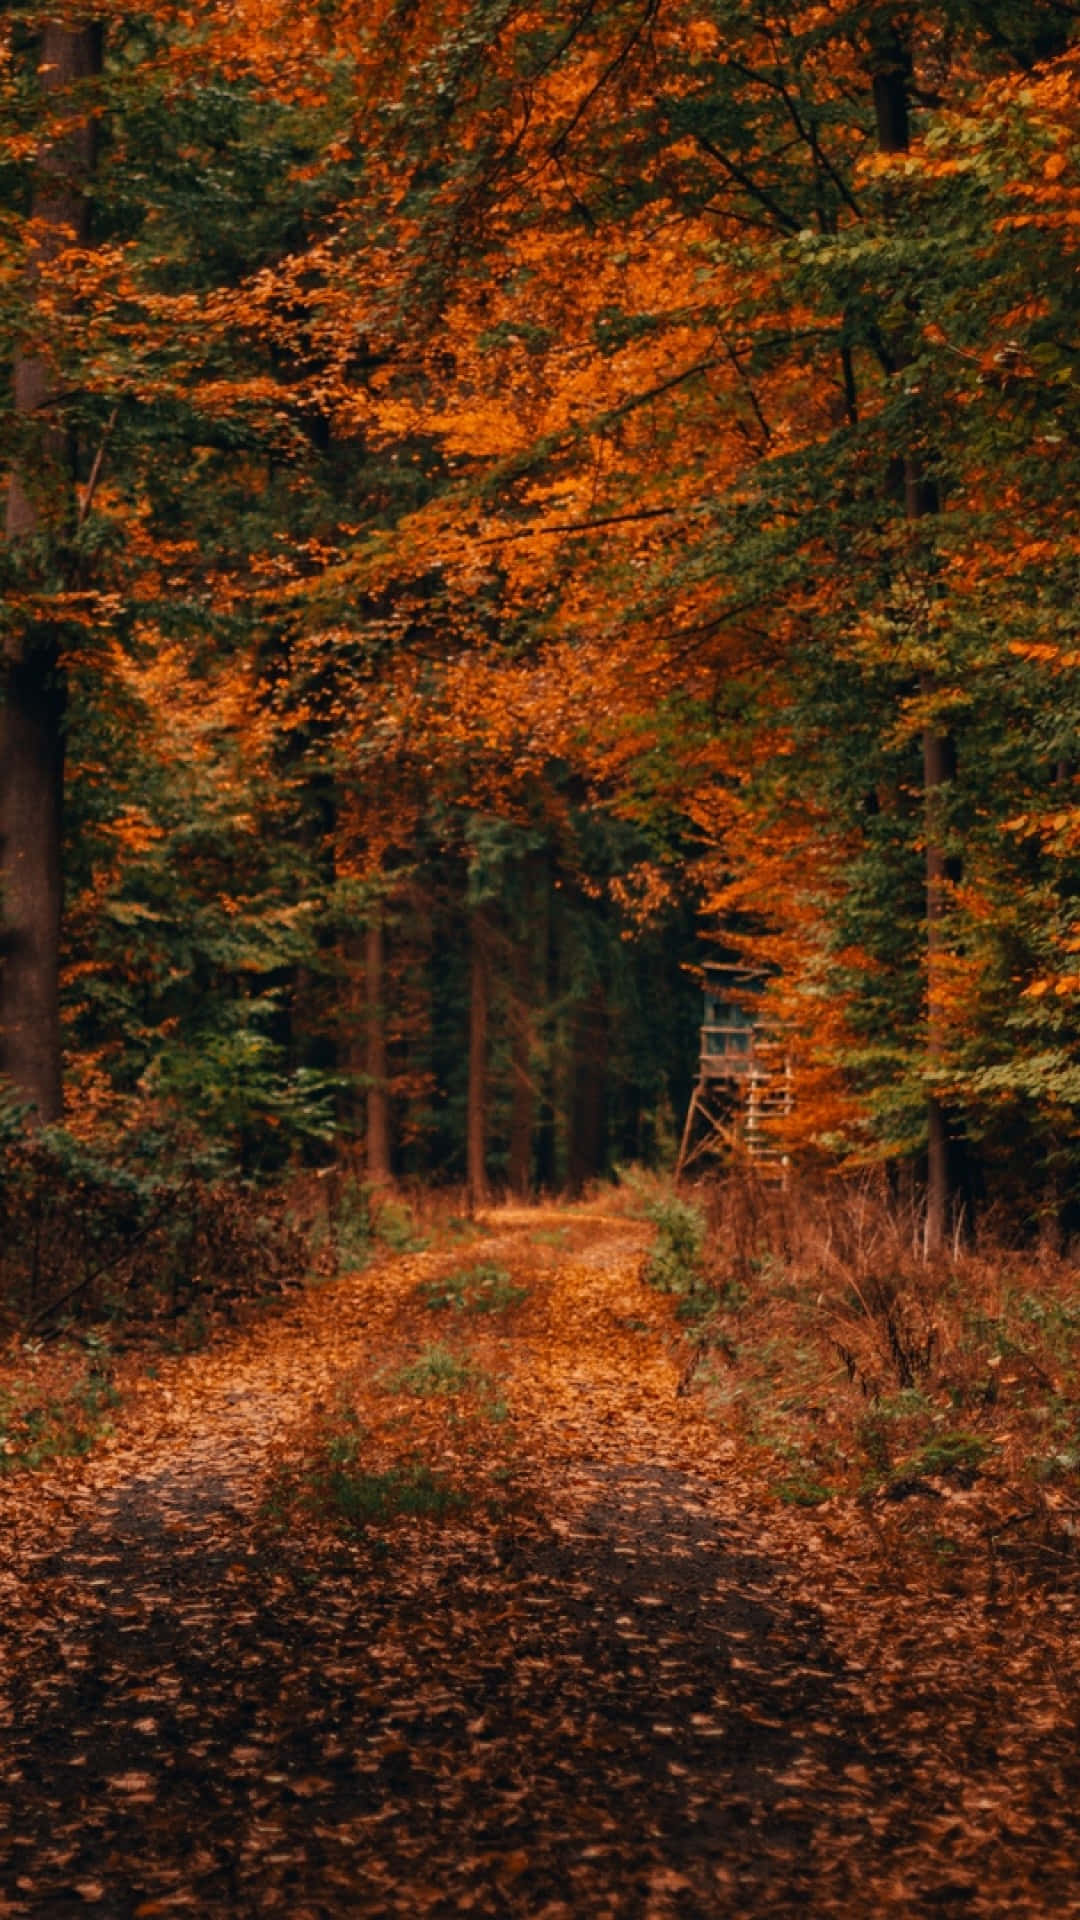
[1, 1206, 1077, 1918]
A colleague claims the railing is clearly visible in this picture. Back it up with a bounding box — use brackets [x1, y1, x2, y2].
[678, 980, 791, 1176]
[699, 1023, 756, 1078]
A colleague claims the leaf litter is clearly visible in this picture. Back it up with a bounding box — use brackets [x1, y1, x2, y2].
[0, 1200, 1078, 1916]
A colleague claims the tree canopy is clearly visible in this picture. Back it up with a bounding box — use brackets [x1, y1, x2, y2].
[2, 1, 1078, 1232]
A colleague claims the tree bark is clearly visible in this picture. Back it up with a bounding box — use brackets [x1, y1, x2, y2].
[922, 713, 954, 1253]
[365, 914, 392, 1184]
[466, 906, 490, 1212]
[2, 22, 101, 1123]
[508, 971, 534, 1197]
[872, 17, 953, 1253]
[0, 650, 65, 1121]
[568, 982, 607, 1195]
[535, 866, 559, 1191]
[508, 861, 539, 1197]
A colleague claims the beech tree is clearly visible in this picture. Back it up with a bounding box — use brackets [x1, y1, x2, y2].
[326, 0, 1078, 1219]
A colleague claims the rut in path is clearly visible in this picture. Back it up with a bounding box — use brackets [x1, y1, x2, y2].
[1, 1205, 1077, 1919]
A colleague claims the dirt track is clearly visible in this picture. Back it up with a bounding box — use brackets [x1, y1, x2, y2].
[2, 1207, 1078, 1917]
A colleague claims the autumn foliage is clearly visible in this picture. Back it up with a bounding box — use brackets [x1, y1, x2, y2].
[1, 1, 1079, 1235]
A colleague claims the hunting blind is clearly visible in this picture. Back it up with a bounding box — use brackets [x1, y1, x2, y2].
[675, 961, 790, 1178]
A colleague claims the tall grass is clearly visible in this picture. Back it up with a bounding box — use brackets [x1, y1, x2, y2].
[668, 1168, 1080, 1542]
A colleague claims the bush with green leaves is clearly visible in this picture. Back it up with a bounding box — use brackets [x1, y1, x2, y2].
[642, 1191, 707, 1297]
[371, 1193, 428, 1253]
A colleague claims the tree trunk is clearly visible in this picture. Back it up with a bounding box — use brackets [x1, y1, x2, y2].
[508, 862, 539, 1197]
[365, 914, 392, 1184]
[508, 985, 533, 1196]
[535, 867, 559, 1191]
[2, 22, 101, 1123]
[0, 651, 65, 1121]
[568, 982, 607, 1195]
[466, 906, 490, 1212]
[922, 713, 954, 1253]
[872, 18, 953, 1254]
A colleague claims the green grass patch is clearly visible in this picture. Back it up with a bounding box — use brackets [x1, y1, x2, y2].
[418, 1264, 528, 1315]
[386, 1345, 510, 1423]
[901, 1430, 991, 1483]
[373, 1194, 429, 1253]
[389, 1344, 488, 1397]
[322, 1459, 467, 1529]
[772, 1465, 833, 1508]
[445, 1214, 492, 1240]
[675, 1288, 719, 1327]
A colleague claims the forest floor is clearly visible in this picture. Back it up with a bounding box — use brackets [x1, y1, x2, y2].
[1, 1200, 1079, 1919]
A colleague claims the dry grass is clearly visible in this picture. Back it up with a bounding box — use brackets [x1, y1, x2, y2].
[669, 1170, 1080, 1570]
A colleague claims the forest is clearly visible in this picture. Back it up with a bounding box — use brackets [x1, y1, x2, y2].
[2, 0, 1078, 1239]
[2, 6, 1080, 1916]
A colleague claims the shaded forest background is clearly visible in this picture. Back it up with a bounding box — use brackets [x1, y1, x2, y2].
[2, 0, 1079, 1258]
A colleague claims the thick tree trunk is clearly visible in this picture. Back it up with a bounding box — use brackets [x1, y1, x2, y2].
[365, 915, 392, 1184]
[2, 22, 101, 1122]
[466, 906, 490, 1212]
[0, 651, 65, 1121]
[405, 881, 435, 1178]
[873, 19, 953, 1254]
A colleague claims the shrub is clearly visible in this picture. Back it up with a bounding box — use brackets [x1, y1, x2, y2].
[642, 1191, 707, 1296]
[0, 1118, 303, 1334]
[371, 1192, 428, 1253]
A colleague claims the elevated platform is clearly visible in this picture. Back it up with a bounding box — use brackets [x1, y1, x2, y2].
[676, 964, 790, 1178]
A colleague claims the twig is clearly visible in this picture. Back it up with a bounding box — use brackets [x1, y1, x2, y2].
[31, 1192, 174, 1336]
[76, 403, 119, 531]
[476, 503, 682, 546]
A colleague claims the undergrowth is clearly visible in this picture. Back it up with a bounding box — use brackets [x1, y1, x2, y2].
[272, 1321, 520, 1538]
[418, 1263, 528, 1315]
[389, 1343, 494, 1399]
[301, 1176, 432, 1274]
[0, 1119, 311, 1470]
[0, 1127, 495, 1476]
[264, 1395, 473, 1533]
[0, 1119, 303, 1340]
[643, 1195, 707, 1296]
[0, 1336, 120, 1472]
[620, 1170, 708, 1298]
[316, 1457, 467, 1528]
[648, 1170, 1080, 1573]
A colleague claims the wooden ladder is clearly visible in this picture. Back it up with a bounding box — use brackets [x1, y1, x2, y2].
[676, 1049, 791, 1180]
